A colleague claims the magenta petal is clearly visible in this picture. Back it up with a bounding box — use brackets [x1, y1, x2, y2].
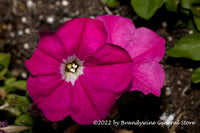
[83, 63, 132, 95]
[25, 48, 61, 76]
[96, 15, 136, 45]
[82, 44, 132, 95]
[27, 74, 63, 104]
[130, 61, 165, 96]
[124, 27, 165, 62]
[83, 44, 132, 67]
[70, 78, 116, 125]
[38, 82, 71, 121]
[37, 35, 67, 62]
[39, 31, 55, 38]
[55, 18, 107, 57]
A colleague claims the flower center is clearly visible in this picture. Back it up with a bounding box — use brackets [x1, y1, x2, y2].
[60, 55, 84, 85]
[65, 61, 79, 73]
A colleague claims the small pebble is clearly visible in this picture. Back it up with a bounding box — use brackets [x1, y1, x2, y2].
[177, 80, 182, 85]
[11, 70, 20, 77]
[18, 30, 23, 36]
[188, 30, 194, 34]
[166, 114, 175, 124]
[10, 32, 15, 37]
[21, 17, 27, 23]
[7, 24, 12, 31]
[25, 28, 31, 34]
[19, 4, 25, 11]
[46, 16, 54, 24]
[59, 17, 71, 23]
[49, 4, 54, 9]
[162, 21, 167, 28]
[39, 15, 44, 20]
[2, 24, 7, 30]
[21, 72, 28, 79]
[37, 1, 42, 5]
[56, 1, 60, 6]
[62, 0, 69, 6]
[189, 68, 193, 72]
[167, 36, 173, 42]
[27, 0, 33, 8]
[23, 43, 30, 49]
[75, 10, 79, 15]
[16, 59, 23, 64]
[165, 86, 172, 96]
[160, 113, 175, 126]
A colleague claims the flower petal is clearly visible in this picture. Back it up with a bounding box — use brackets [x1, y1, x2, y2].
[123, 27, 165, 62]
[37, 35, 67, 62]
[83, 63, 132, 96]
[25, 48, 61, 76]
[96, 15, 136, 46]
[83, 44, 132, 67]
[130, 60, 165, 96]
[96, 15, 165, 62]
[82, 44, 132, 95]
[38, 81, 71, 121]
[70, 77, 116, 125]
[27, 74, 63, 105]
[55, 18, 107, 58]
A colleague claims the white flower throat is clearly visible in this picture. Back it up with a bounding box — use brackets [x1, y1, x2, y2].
[61, 55, 84, 85]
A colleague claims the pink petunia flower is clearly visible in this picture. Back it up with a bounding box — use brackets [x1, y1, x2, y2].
[25, 18, 133, 125]
[96, 15, 165, 96]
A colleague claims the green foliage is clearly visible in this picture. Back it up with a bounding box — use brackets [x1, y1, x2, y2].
[101, 0, 200, 32]
[15, 114, 33, 126]
[7, 94, 30, 109]
[165, 0, 179, 12]
[0, 52, 11, 80]
[131, 0, 164, 20]
[3, 78, 27, 93]
[192, 67, 200, 83]
[101, 0, 120, 8]
[180, 0, 200, 10]
[0, 52, 33, 132]
[192, 7, 200, 31]
[0, 52, 11, 68]
[168, 33, 200, 84]
[167, 33, 200, 61]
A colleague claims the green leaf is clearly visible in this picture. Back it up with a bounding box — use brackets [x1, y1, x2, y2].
[180, 0, 200, 10]
[0, 52, 11, 68]
[167, 33, 200, 61]
[0, 67, 7, 80]
[187, 19, 198, 32]
[165, 0, 180, 12]
[7, 94, 29, 107]
[8, 80, 27, 90]
[5, 77, 17, 85]
[131, 0, 164, 20]
[102, 0, 120, 8]
[15, 114, 33, 126]
[192, 67, 200, 83]
[3, 78, 27, 93]
[192, 7, 200, 31]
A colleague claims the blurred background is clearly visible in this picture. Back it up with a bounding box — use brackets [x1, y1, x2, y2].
[0, 0, 200, 133]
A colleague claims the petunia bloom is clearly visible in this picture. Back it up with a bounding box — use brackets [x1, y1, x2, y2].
[96, 15, 165, 96]
[25, 18, 133, 125]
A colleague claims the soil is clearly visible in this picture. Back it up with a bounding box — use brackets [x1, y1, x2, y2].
[0, 0, 200, 133]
